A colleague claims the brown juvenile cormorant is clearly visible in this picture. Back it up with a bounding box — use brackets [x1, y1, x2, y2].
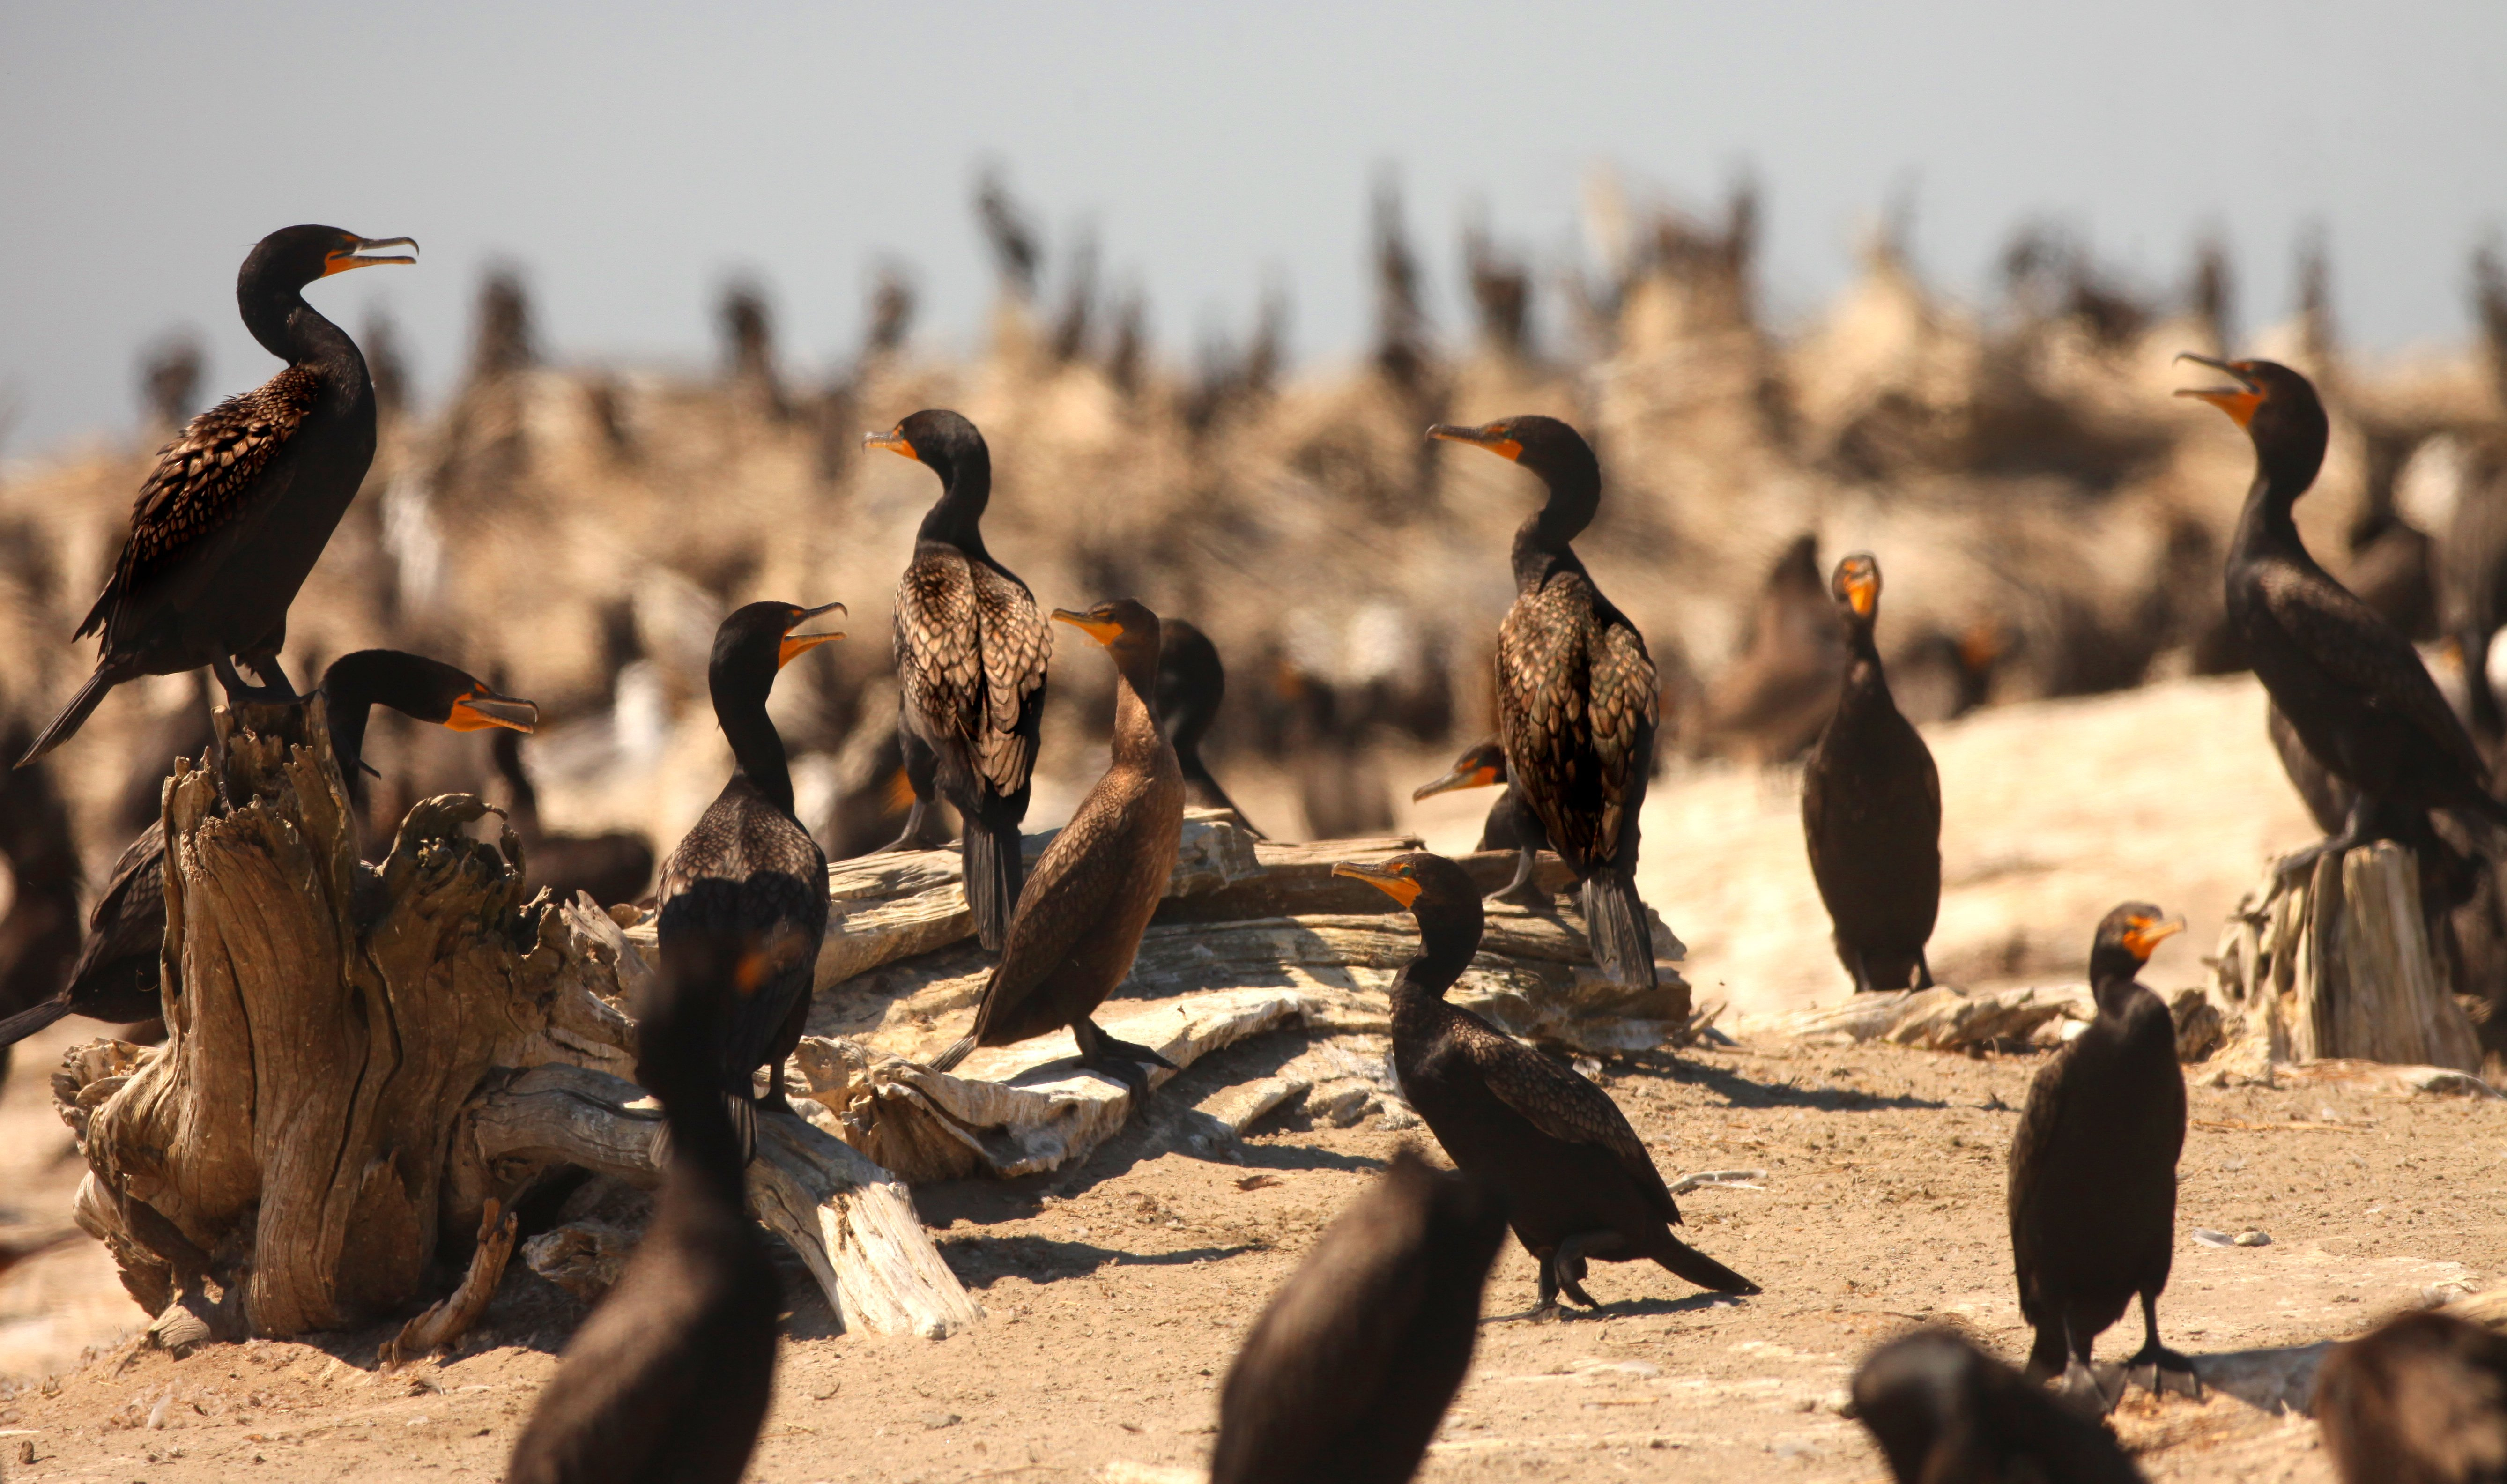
[490, 728, 658, 905]
[506, 930, 779, 1484]
[2314, 1307, 2507, 1484]
[2007, 902, 2197, 1410]
[653, 601, 843, 1152]
[866, 409, 1050, 950]
[0, 652, 536, 1052]
[1801, 552, 1942, 993]
[929, 599, 1183, 1103]
[2181, 355, 2507, 875]
[1852, 1328, 2146, 1484]
[1211, 1148, 1508, 1484]
[1412, 739, 1550, 906]
[1155, 616, 1263, 836]
[0, 723, 84, 1081]
[1427, 416, 1662, 986]
[1335, 851, 1757, 1313]
[19, 226, 419, 766]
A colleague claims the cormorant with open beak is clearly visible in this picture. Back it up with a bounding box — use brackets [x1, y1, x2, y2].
[1413, 739, 1550, 907]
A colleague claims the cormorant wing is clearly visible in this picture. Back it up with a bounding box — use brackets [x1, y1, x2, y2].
[966, 560, 1050, 796]
[1457, 1017, 1677, 1217]
[81, 369, 321, 640]
[896, 547, 985, 752]
[2004, 1051, 2071, 1324]
[1587, 615, 1660, 853]
[2258, 565, 2492, 782]
[963, 809, 1127, 1041]
[71, 823, 167, 991]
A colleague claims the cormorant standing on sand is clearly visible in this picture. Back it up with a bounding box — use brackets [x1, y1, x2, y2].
[506, 930, 779, 1484]
[21, 226, 419, 766]
[1852, 1328, 2146, 1484]
[2181, 355, 2507, 875]
[2007, 902, 2198, 1411]
[1335, 851, 1757, 1313]
[1412, 739, 1550, 906]
[1801, 552, 1942, 992]
[1212, 1149, 1508, 1484]
[2314, 1307, 2507, 1484]
[653, 602, 843, 1153]
[866, 410, 1050, 951]
[930, 600, 1183, 1104]
[0, 652, 534, 1052]
[1426, 416, 1662, 986]
[1155, 616, 1263, 836]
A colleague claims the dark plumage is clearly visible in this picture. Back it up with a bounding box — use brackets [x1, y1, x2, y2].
[1698, 533, 1847, 764]
[1336, 851, 1757, 1313]
[2183, 355, 2507, 876]
[1802, 553, 1942, 993]
[20, 226, 418, 766]
[1852, 1328, 2146, 1484]
[1211, 1148, 1508, 1484]
[1155, 616, 1263, 836]
[868, 409, 1051, 951]
[2315, 1308, 2507, 1484]
[929, 599, 1183, 1104]
[653, 601, 843, 1154]
[506, 928, 779, 1484]
[0, 651, 534, 1053]
[2007, 902, 2197, 1411]
[491, 728, 658, 906]
[1412, 739, 1550, 906]
[1428, 416, 1661, 986]
[0, 725, 85, 1080]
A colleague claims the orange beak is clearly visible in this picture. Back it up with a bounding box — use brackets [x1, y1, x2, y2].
[2121, 914, 2187, 959]
[779, 601, 847, 668]
[445, 689, 538, 734]
[1425, 423, 1523, 462]
[1052, 608, 1124, 645]
[322, 236, 420, 277]
[1333, 860, 1422, 907]
[863, 428, 918, 462]
[2174, 353, 2262, 428]
[1844, 575, 1877, 619]
[1413, 761, 1502, 801]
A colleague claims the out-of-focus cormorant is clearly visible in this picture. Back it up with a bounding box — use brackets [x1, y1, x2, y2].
[653, 601, 843, 1153]
[1154, 616, 1263, 837]
[2181, 355, 2507, 875]
[506, 930, 779, 1484]
[1852, 1328, 2146, 1484]
[1801, 553, 1942, 993]
[20, 226, 418, 766]
[866, 409, 1050, 951]
[930, 600, 1182, 1103]
[1211, 1148, 1508, 1484]
[1412, 739, 1550, 906]
[2314, 1307, 2507, 1484]
[0, 723, 84, 1080]
[2007, 902, 2197, 1411]
[1426, 416, 1662, 987]
[1336, 851, 1757, 1313]
[490, 728, 657, 906]
[0, 652, 534, 1052]
[1697, 533, 1847, 764]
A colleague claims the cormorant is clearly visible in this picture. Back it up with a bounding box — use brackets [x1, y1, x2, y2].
[653, 601, 843, 1153]
[2007, 902, 2197, 1411]
[0, 723, 84, 1080]
[1697, 533, 1847, 764]
[929, 599, 1183, 1103]
[1426, 416, 1662, 986]
[1801, 552, 1942, 993]
[866, 409, 1050, 951]
[20, 226, 418, 766]
[505, 929, 779, 1484]
[2181, 355, 2507, 876]
[0, 652, 534, 1052]
[1154, 616, 1263, 836]
[1852, 1328, 2146, 1484]
[1211, 1148, 1508, 1484]
[490, 728, 658, 906]
[1335, 851, 1757, 1313]
[1411, 739, 1550, 907]
[2314, 1307, 2507, 1484]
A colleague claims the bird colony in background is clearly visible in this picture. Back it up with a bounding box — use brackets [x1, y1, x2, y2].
[2, 209, 2504, 1484]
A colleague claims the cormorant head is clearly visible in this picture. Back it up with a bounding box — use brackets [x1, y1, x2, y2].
[1413, 740, 1508, 801]
[1850, 1329, 2003, 1482]
[1152, 617, 1225, 742]
[2088, 900, 2184, 985]
[1831, 552, 1883, 625]
[708, 600, 846, 708]
[244, 226, 419, 293]
[1332, 851, 1485, 963]
[2173, 355, 2330, 490]
[320, 650, 537, 732]
[1053, 597, 1162, 675]
[1425, 414, 1599, 492]
[864, 408, 989, 490]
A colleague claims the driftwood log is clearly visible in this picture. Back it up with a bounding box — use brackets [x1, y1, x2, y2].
[50, 698, 979, 1344]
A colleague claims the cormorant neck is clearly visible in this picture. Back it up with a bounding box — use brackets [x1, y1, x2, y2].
[321, 691, 383, 816]
[241, 279, 362, 378]
[722, 699, 795, 816]
[2234, 428, 2328, 553]
[491, 729, 542, 836]
[1844, 616, 1883, 665]
[2087, 949, 2146, 1014]
[917, 449, 994, 550]
[1110, 664, 1167, 769]
[1391, 907, 1480, 1001]
[1511, 519, 1591, 594]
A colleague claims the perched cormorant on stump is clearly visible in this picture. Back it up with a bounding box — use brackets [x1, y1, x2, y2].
[868, 409, 1051, 951]
[21, 226, 418, 765]
[1412, 739, 1550, 905]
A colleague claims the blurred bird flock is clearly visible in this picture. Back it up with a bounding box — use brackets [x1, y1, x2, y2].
[7, 167, 2507, 956]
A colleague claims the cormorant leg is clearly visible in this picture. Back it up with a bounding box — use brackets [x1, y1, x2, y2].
[1071, 1017, 1170, 1108]
[1849, 950, 1875, 996]
[2021, 1321, 2066, 1385]
[1533, 1253, 1563, 1319]
[761, 1058, 794, 1115]
[2056, 1313, 2121, 1416]
[2123, 1291, 2202, 1399]
[1487, 846, 1549, 910]
[2277, 793, 2374, 882]
[1552, 1230, 1626, 1309]
[1914, 951, 1935, 990]
[879, 727, 953, 852]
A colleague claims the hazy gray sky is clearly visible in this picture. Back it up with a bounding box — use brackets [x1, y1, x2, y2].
[2, 1, 2500, 453]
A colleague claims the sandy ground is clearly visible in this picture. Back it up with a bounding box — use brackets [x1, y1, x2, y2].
[0, 672, 2494, 1484]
